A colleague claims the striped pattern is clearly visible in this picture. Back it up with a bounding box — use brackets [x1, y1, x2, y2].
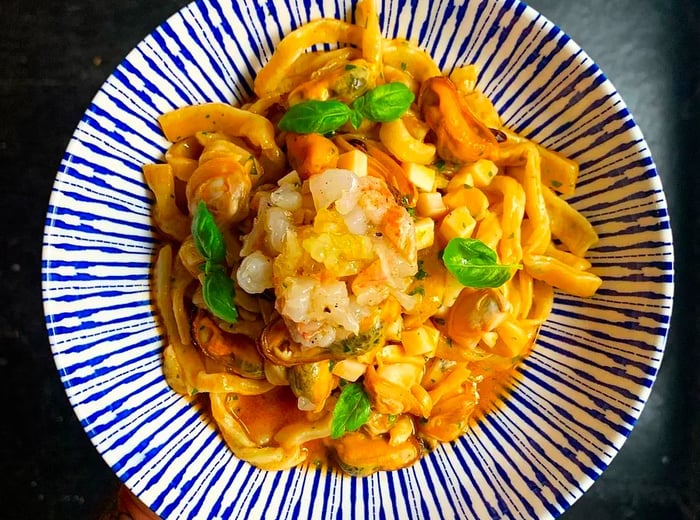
[41, 0, 673, 518]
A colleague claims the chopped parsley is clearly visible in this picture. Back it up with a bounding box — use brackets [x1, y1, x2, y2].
[415, 260, 429, 280]
[408, 286, 425, 296]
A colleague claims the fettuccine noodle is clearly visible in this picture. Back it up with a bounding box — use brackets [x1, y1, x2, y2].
[144, 0, 601, 475]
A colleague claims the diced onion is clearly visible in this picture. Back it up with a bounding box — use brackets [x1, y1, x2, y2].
[264, 206, 292, 253]
[342, 205, 368, 235]
[314, 280, 359, 334]
[281, 277, 316, 322]
[278, 171, 301, 185]
[270, 184, 303, 211]
[308, 168, 358, 213]
[297, 396, 317, 411]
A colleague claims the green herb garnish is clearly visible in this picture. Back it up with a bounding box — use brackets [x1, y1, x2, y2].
[278, 100, 351, 135]
[408, 286, 425, 296]
[348, 108, 364, 130]
[415, 260, 429, 280]
[441, 237, 520, 288]
[330, 381, 371, 439]
[192, 201, 238, 323]
[202, 265, 238, 323]
[192, 200, 226, 264]
[278, 82, 414, 135]
[352, 82, 415, 122]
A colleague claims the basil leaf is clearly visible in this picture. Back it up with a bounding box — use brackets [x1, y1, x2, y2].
[278, 100, 351, 134]
[202, 264, 238, 324]
[442, 237, 517, 288]
[330, 381, 371, 439]
[348, 108, 363, 130]
[191, 203, 238, 323]
[192, 201, 226, 264]
[354, 82, 414, 122]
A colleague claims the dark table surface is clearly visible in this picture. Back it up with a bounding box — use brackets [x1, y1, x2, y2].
[1, 0, 698, 518]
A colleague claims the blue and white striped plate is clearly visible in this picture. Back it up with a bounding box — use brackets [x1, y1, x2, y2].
[42, 0, 674, 518]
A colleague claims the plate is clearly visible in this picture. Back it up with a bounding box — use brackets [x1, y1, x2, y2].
[42, 0, 674, 518]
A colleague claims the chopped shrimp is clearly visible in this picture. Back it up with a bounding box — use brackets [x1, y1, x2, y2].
[355, 175, 394, 225]
[343, 176, 417, 307]
[380, 205, 416, 265]
[356, 176, 417, 264]
[351, 259, 391, 306]
[186, 156, 252, 224]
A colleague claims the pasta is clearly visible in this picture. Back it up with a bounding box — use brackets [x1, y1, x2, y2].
[144, 0, 602, 476]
